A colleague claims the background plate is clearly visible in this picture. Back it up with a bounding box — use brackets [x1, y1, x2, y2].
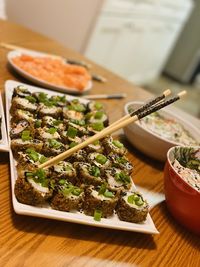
[7, 50, 92, 95]
[0, 93, 9, 151]
[5, 80, 158, 234]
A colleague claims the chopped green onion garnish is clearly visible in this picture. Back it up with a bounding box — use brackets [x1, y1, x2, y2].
[21, 130, 32, 141]
[48, 127, 57, 134]
[135, 198, 144, 206]
[104, 190, 114, 198]
[70, 119, 85, 126]
[94, 111, 104, 119]
[91, 122, 104, 131]
[49, 139, 62, 149]
[96, 154, 107, 165]
[90, 166, 100, 177]
[26, 149, 39, 162]
[25, 95, 37, 103]
[94, 102, 103, 110]
[116, 157, 128, 164]
[115, 172, 130, 184]
[72, 188, 82, 196]
[98, 183, 107, 195]
[94, 209, 102, 221]
[69, 103, 86, 112]
[39, 155, 47, 164]
[64, 165, 72, 172]
[53, 119, 63, 126]
[38, 92, 48, 103]
[67, 126, 78, 138]
[35, 120, 42, 128]
[59, 179, 66, 185]
[112, 140, 124, 149]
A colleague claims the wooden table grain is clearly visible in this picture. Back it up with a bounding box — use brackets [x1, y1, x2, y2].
[0, 19, 199, 267]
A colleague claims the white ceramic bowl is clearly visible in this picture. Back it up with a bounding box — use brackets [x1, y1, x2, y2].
[123, 101, 200, 161]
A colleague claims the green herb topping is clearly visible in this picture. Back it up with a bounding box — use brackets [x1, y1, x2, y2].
[127, 194, 144, 206]
[21, 130, 32, 141]
[26, 168, 48, 187]
[67, 126, 78, 138]
[91, 122, 104, 131]
[112, 140, 124, 149]
[49, 139, 62, 149]
[115, 172, 130, 184]
[94, 209, 102, 221]
[25, 95, 37, 103]
[35, 120, 42, 128]
[94, 111, 104, 120]
[48, 127, 57, 134]
[94, 102, 103, 110]
[96, 154, 107, 165]
[89, 166, 100, 177]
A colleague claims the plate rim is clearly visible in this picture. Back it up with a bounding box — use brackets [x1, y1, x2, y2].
[5, 80, 159, 234]
[0, 92, 9, 151]
[7, 50, 93, 95]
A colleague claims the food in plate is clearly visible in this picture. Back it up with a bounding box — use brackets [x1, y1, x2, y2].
[11, 54, 91, 91]
[131, 110, 199, 146]
[172, 147, 200, 192]
[9, 85, 149, 223]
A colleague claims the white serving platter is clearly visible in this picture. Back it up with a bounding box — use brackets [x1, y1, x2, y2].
[5, 80, 158, 234]
[7, 50, 92, 95]
[0, 92, 9, 151]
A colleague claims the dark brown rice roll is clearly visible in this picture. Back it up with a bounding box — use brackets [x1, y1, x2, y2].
[83, 185, 119, 218]
[51, 161, 77, 185]
[116, 191, 149, 223]
[51, 180, 84, 212]
[15, 169, 52, 206]
[102, 136, 127, 156]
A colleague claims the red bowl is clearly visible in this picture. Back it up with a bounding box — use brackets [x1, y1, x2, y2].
[164, 146, 200, 235]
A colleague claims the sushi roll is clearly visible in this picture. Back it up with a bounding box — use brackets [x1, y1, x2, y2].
[87, 101, 104, 112]
[67, 121, 88, 137]
[10, 96, 37, 113]
[51, 180, 84, 212]
[10, 120, 34, 139]
[67, 99, 87, 113]
[68, 149, 87, 163]
[11, 138, 43, 157]
[49, 95, 67, 107]
[86, 110, 109, 127]
[14, 168, 52, 206]
[104, 168, 132, 192]
[116, 191, 149, 223]
[77, 162, 105, 186]
[87, 152, 111, 170]
[41, 116, 65, 131]
[102, 136, 127, 156]
[42, 139, 67, 156]
[35, 127, 61, 141]
[63, 108, 85, 121]
[12, 85, 31, 98]
[60, 128, 83, 145]
[11, 109, 35, 124]
[16, 148, 48, 173]
[83, 184, 119, 219]
[51, 161, 77, 185]
[108, 153, 133, 174]
[87, 121, 105, 135]
[83, 139, 104, 154]
[37, 103, 62, 118]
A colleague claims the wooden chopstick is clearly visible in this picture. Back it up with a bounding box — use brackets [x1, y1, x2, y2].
[39, 90, 186, 169]
[108, 89, 171, 129]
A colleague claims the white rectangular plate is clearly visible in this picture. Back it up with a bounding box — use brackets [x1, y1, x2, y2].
[0, 92, 9, 151]
[5, 80, 159, 234]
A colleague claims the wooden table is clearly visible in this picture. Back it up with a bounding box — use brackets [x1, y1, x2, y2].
[0, 19, 199, 267]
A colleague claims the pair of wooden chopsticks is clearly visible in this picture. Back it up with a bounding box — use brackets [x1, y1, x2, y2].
[39, 89, 186, 169]
[0, 42, 107, 83]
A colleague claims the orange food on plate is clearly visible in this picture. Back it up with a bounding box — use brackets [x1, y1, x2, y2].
[12, 54, 91, 91]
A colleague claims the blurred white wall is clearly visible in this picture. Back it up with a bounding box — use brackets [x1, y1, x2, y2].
[0, 0, 6, 19]
[5, 0, 103, 52]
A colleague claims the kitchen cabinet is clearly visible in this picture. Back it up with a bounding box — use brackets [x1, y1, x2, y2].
[84, 0, 193, 84]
